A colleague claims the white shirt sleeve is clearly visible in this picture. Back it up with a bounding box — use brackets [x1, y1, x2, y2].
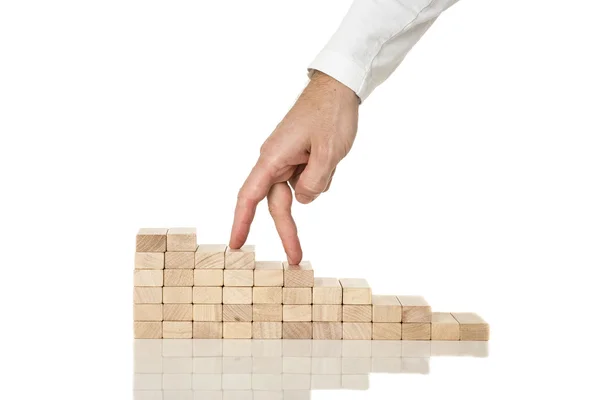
[308, 0, 460, 101]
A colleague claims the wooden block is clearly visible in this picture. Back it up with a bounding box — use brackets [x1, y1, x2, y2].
[223, 287, 252, 304]
[166, 227, 197, 252]
[134, 304, 163, 321]
[283, 322, 312, 339]
[163, 304, 193, 321]
[253, 304, 283, 322]
[340, 279, 372, 304]
[193, 322, 223, 339]
[165, 251, 195, 269]
[451, 312, 489, 341]
[283, 305, 312, 322]
[194, 270, 224, 286]
[343, 305, 372, 322]
[313, 277, 342, 304]
[283, 261, 314, 287]
[223, 304, 253, 322]
[372, 295, 402, 323]
[225, 245, 255, 270]
[254, 261, 283, 286]
[313, 322, 342, 339]
[192, 287, 222, 304]
[136, 228, 167, 252]
[163, 269, 194, 287]
[254, 287, 283, 304]
[193, 304, 223, 321]
[372, 323, 402, 340]
[134, 321, 162, 338]
[224, 270, 254, 286]
[134, 252, 165, 269]
[343, 323, 372, 340]
[402, 323, 431, 340]
[195, 244, 226, 269]
[223, 322, 252, 338]
[134, 270, 163, 287]
[163, 287, 192, 304]
[134, 287, 162, 303]
[313, 305, 342, 322]
[253, 322, 283, 339]
[396, 295, 431, 322]
[163, 321, 192, 338]
[283, 288, 312, 305]
[431, 312, 460, 340]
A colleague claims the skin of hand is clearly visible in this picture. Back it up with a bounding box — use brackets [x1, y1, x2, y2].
[229, 71, 359, 264]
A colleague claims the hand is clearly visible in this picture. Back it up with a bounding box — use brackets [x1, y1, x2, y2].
[229, 71, 359, 264]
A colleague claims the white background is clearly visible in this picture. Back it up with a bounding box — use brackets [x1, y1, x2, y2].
[1, 0, 599, 398]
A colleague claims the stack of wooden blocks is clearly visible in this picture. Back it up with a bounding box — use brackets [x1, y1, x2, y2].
[134, 228, 489, 341]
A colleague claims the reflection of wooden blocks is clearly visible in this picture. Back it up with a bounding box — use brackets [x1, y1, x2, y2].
[253, 304, 283, 322]
[163, 287, 192, 304]
[340, 279, 372, 304]
[134, 321, 162, 338]
[431, 312, 459, 340]
[134, 304, 162, 321]
[223, 287, 252, 304]
[163, 321, 192, 338]
[343, 305, 372, 322]
[192, 287, 222, 304]
[224, 270, 253, 286]
[313, 322, 342, 339]
[313, 278, 342, 304]
[397, 296, 431, 322]
[194, 270, 224, 287]
[402, 323, 431, 340]
[135, 253, 165, 269]
[253, 322, 282, 339]
[163, 304, 193, 321]
[283, 288, 312, 304]
[283, 322, 312, 339]
[195, 244, 226, 269]
[253, 287, 282, 304]
[254, 261, 283, 286]
[165, 251, 195, 269]
[223, 305, 253, 322]
[134, 270, 163, 287]
[372, 295, 402, 322]
[136, 228, 167, 252]
[223, 322, 252, 338]
[193, 304, 223, 321]
[166, 228, 197, 251]
[313, 305, 342, 322]
[372, 323, 402, 340]
[451, 313, 489, 341]
[343, 323, 372, 340]
[164, 269, 193, 287]
[225, 245, 255, 269]
[134, 287, 162, 304]
[283, 305, 312, 322]
[193, 322, 222, 339]
[283, 261, 314, 287]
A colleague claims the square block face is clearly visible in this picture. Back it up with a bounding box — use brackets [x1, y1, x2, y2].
[163, 321, 192, 339]
[193, 305, 223, 322]
[195, 244, 226, 269]
[134, 287, 162, 304]
[163, 287, 192, 304]
[223, 322, 252, 339]
[372, 323, 402, 340]
[254, 262, 283, 286]
[135, 252, 165, 269]
[134, 321, 162, 338]
[283, 305, 312, 322]
[452, 313, 489, 341]
[166, 228, 197, 252]
[283, 288, 312, 305]
[402, 323, 431, 340]
[340, 279, 372, 304]
[343, 305, 372, 322]
[313, 322, 342, 340]
[372, 295, 402, 323]
[253, 322, 283, 339]
[225, 245, 255, 270]
[193, 287, 222, 304]
[283, 322, 312, 339]
[223, 305, 253, 322]
[136, 228, 168, 252]
[164, 269, 194, 287]
[313, 305, 342, 322]
[194, 270, 224, 287]
[193, 322, 223, 339]
[313, 278, 342, 304]
[397, 296, 432, 322]
[224, 270, 254, 287]
[283, 261, 314, 287]
[165, 251, 195, 269]
[163, 304, 193, 321]
[223, 287, 252, 305]
[254, 287, 283, 304]
[134, 270, 163, 287]
[134, 304, 163, 321]
[253, 304, 283, 322]
[431, 312, 460, 341]
[343, 323, 372, 340]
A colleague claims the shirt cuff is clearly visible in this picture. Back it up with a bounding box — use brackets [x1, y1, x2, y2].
[307, 49, 368, 102]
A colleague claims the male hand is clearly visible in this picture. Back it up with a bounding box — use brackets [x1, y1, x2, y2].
[229, 71, 359, 264]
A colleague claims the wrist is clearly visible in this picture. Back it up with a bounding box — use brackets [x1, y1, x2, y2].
[307, 70, 359, 104]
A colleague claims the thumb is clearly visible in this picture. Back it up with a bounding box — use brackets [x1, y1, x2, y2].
[294, 148, 335, 204]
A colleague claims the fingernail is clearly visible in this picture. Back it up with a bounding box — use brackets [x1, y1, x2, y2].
[296, 194, 314, 204]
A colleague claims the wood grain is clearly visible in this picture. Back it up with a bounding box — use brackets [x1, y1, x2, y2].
[134, 287, 162, 304]
[134, 321, 162, 338]
[253, 304, 283, 322]
[163, 304, 193, 321]
[225, 245, 255, 270]
[192, 287, 222, 304]
[134, 304, 163, 321]
[372, 323, 402, 340]
[283, 305, 312, 322]
[340, 279, 372, 305]
[451, 312, 489, 341]
[223, 322, 252, 339]
[283, 288, 312, 305]
[193, 322, 222, 339]
[313, 277, 342, 304]
[194, 269, 224, 287]
[166, 227, 197, 252]
[223, 304, 253, 322]
[165, 251, 195, 269]
[283, 322, 312, 339]
[134, 270, 163, 287]
[372, 295, 402, 323]
[253, 287, 283, 304]
[163, 269, 193, 287]
[163, 321, 192, 338]
[193, 304, 223, 321]
[402, 323, 431, 340]
[283, 261, 314, 288]
[134, 252, 165, 269]
[224, 270, 254, 286]
[396, 296, 431, 323]
[136, 228, 167, 252]
[195, 244, 226, 269]
[313, 322, 342, 340]
[343, 323, 372, 340]
[343, 305, 372, 322]
[162, 287, 192, 304]
[222, 287, 252, 304]
[254, 261, 284, 286]
[253, 322, 283, 339]
[313, 305, 342, 322]
[431, 312, 459, 340]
